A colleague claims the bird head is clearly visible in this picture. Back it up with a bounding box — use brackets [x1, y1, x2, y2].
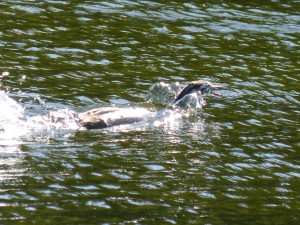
[174, 80, 223, 103]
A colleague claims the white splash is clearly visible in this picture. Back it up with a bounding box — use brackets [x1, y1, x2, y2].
[0, 91, 80, 143]
[26, 108, 80, 131]
[146, 81, 182, 105]
[0, 91, 25, 140]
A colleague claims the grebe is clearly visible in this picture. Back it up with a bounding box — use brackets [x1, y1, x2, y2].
[78, 80, 222, 130]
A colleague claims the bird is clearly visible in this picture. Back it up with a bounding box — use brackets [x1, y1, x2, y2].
[174, 80, 223, 103]
[77, 80, 223, 130]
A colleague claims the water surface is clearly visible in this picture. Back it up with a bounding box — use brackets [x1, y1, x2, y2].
[0, 0, 299, 224]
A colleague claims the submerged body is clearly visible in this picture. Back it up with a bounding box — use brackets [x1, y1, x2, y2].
[78, 80, 222, 130]
[78, 107, 152, 129]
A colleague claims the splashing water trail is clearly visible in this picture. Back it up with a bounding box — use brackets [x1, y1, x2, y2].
[0, 81, 208, 142]
[26, 108, 80, 131]
[0, 91, 25, 140]
[0, 90, 80, 144]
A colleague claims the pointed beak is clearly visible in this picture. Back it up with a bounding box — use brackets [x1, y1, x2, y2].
[211, 84, 225, 96]
[212, 92, 223, 96]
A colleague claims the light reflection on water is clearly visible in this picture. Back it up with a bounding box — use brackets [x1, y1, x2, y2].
[1, 0, 300, 224]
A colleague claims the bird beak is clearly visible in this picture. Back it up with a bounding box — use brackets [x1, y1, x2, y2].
[211, 84, 224, 96]
[212, 92, 223, 96]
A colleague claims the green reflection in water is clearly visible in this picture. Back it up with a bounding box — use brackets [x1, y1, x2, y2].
[0, 0, 299, 224]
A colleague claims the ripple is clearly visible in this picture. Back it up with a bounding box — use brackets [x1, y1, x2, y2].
[86, 200, 111, 209]
[144, 164, 165, 171]
[0, 0, 299, 224]
[11, 4, 45, 14]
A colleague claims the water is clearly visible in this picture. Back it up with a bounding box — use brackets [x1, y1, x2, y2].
[1, 0, 299, 224]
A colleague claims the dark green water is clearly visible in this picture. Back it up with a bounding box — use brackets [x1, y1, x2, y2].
[1, 1, 299, 224]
